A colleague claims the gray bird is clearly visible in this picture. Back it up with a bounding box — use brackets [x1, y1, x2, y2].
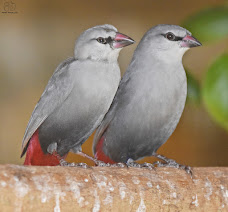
[93, 24, 201, 169]
[21, 24, 134, 166]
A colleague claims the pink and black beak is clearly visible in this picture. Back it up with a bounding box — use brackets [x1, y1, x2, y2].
[112, 32, 135, 49]
[181, 34, 202, 48]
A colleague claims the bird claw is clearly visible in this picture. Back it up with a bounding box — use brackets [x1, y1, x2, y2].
[110, 163, 127, 168]
[127, 163, 141, 168]
[141, 162, 155, 170]
[183, 166, 193, 177]
[125, 159, 154, 169]
[95, 160, 111, 167]
[126, 159, 141, 168]
[59, 159, 68, 166]
[59, 159, 89, 168]
[74, 163, 90, 168]
[152, 154, 193, 177]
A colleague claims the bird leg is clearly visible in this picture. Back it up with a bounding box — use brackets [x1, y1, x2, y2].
[77, 152, 108, 167]
[50, 152, 87, 168]
[47, 143, 82, 167]
[51, 151, 89, 168]
[70, 145, 109, 167]
[59, 151, 109, 167]
[152, 153, 192, 176]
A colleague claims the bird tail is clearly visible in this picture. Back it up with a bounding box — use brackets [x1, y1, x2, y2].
[23, 130, 66, 166]
[94, 136, 115, 164]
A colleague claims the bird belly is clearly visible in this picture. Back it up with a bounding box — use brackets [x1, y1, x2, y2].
[134, 93, 186, 160]
[105, 71, 187, 162]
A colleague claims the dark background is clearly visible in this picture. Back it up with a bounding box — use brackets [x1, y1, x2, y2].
[0, 0, 227, 166]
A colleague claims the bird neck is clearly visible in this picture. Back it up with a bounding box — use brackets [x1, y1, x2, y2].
[74, 48, 121, 63]
[151, 49, 184, 66]
[134, 42, 186, 66]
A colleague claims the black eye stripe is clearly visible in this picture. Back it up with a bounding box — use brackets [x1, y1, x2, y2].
[105, 36, 113, 44]
[162, 34, 183, 41]
[96, 36, 114, 44]
[173, 36, 183, 41]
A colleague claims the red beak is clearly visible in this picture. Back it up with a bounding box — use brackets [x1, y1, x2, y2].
[112, 32, 135, 49]
[181, 35, 202, 48]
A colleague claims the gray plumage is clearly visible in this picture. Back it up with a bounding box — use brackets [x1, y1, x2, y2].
[93, 24, 201, 163]
[21, 24, 134, 157]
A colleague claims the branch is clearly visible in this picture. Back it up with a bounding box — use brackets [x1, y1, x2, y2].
[0, 165, 227, 211]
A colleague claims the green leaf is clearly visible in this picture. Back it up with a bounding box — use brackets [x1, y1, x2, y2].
[186, 70, 201, 105]
[183, 6, 228, 43]
[202, 54, 228, 131]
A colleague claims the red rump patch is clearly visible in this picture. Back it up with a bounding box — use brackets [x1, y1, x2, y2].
[95, 136, 115, 164]
[24, 130, 66, 166]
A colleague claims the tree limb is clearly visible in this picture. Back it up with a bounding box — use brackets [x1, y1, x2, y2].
[0, 165, 227, 211]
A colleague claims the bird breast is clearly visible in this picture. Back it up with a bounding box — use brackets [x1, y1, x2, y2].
[123, 64, 187, 144]
[53, 61, 120, 127]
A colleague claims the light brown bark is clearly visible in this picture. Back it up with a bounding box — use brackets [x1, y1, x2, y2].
[0, 165, 227, 211]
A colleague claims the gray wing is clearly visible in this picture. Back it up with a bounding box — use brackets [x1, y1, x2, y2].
[21, 57, 76, 155]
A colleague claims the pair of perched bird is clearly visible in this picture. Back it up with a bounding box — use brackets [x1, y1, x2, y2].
[21, 24, 201, 168]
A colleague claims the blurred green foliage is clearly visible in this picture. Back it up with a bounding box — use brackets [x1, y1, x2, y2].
[183, 6, 228, 43]
[183, 6, 228, 131]
[186, 71, 201, 105]
[202, 54, 228, 131]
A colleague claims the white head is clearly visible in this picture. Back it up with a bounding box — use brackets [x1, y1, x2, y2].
[137, 24, 202, 64]
[74, 24, 134, 62]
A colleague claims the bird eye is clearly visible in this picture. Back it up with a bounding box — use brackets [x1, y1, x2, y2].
[96, 37, 107, 44]
[165, 32, 175, 41]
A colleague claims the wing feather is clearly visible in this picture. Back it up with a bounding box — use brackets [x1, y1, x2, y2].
[21, 57, 76, 156]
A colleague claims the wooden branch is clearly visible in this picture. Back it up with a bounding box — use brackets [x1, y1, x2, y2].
[0, 165, 227, 211]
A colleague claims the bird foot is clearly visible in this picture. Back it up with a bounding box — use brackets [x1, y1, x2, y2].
[59, 159, 89, 168]
[140, 162, 155, 170]
[152, 153, 192, 177]
[110, 163, 127, 168]
[77, 152, 106, 166]
[95, 161, 111, 167]
[126, 159, 142, 168]
[126, 159, 155, 170]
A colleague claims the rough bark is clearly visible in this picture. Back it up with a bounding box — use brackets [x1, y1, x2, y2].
[0, 165, 227, 211]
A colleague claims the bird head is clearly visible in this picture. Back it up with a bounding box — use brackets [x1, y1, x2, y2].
[139, 24, 202, 63]
[74, 24, 134, 62]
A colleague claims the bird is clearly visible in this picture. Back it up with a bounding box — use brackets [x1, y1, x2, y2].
[93, 24, 201, 169]
[21, 24, 135, 166]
